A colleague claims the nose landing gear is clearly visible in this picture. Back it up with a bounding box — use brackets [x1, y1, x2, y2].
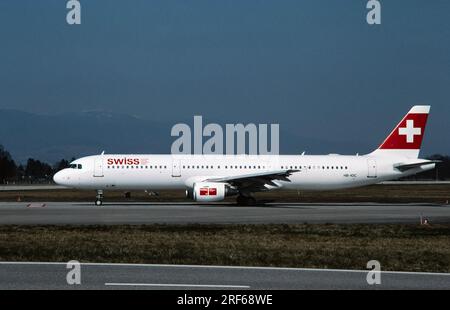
[95, 190, 104, 206]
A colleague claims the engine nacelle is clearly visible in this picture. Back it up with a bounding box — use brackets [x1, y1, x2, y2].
[186, 182, 237, 202]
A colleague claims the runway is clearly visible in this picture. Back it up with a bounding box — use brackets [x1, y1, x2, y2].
[0, 202, 449, 224]
[0, 262, 449, 290]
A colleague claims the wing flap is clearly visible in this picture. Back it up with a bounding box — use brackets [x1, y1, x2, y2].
[205, 169, 299, 192]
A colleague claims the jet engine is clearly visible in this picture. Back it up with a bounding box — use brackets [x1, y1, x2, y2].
[186, 182, 237, 202]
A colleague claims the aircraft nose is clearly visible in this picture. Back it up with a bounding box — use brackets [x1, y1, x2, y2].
[53, 171, 64, 185]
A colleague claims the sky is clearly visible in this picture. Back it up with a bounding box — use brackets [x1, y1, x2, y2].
[0, 1, 449, 154]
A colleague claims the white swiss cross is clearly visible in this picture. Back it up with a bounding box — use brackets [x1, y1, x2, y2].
[398, 119, 421, 143]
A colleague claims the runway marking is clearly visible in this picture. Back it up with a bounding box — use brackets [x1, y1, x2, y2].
[105, 282, 250, 288]
[1, 261, 450, 276]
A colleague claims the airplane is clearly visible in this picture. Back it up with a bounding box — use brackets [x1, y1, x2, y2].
[53, 105, 438, 206]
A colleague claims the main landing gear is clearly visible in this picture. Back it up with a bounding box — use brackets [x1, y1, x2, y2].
[95, 190, 103, 206]
[236, 195, 256, 206]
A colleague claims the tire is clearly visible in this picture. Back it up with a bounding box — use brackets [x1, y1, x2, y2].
[95, 200, 103, 206]
[236, 196, 256, 206]
[247, 197, 256, 206]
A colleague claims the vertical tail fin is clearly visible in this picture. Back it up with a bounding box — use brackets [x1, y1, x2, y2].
[371, 105, 430, 158]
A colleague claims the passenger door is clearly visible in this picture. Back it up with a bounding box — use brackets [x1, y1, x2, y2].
[367, 158, 377, 178]
[172, 159, 181, 177]
[93, 156, 104, 177]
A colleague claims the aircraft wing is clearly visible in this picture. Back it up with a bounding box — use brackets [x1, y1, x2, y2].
[394, 160, 440, 172]
[205, 169, 299, 192]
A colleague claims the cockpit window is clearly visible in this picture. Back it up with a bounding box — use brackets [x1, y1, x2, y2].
[68, 163, 82, 169]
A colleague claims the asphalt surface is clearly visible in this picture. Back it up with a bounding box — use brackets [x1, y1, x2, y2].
[0, 202, 449, 224]
[0, 262, 449, 290]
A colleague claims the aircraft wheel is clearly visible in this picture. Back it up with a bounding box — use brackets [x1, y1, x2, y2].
[246, 196, 257, 206]
[95, 189, 104, 206]
[236, 196, 256, 206]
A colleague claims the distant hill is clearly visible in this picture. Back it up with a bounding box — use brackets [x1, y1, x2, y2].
[0, 109, 365, 164]
[0, 109, 172, 164]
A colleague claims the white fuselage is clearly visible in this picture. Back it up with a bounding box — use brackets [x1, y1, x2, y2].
[52, 105, 435, 203]
[53, 153, 434, 192]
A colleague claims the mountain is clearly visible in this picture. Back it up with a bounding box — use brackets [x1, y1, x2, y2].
[0, 109, 171, 164]
[0, 109, 366, 164]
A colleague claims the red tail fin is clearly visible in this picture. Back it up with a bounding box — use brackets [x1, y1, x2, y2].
[373, 105, 430, 158]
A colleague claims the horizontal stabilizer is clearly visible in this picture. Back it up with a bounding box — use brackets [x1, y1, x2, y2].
[394, 160, 440, 172]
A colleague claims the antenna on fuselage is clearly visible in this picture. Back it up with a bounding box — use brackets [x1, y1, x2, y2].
[301, 151, 306, 156]
[101, 151, 105, 155]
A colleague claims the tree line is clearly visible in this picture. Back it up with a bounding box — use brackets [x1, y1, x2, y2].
[0, 145, 73, 184]
[1, 144, 450, 184]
